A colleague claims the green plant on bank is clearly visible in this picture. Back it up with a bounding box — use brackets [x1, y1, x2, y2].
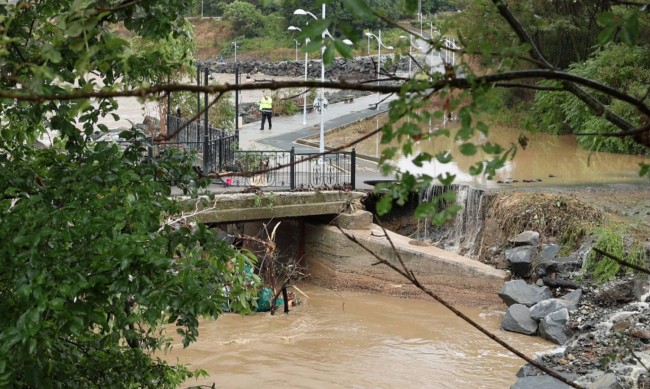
[253, 192, 276, 210]
[585, 226, 649, 283]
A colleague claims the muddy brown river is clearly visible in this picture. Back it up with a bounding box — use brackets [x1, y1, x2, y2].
[163, 284, 552, 388]
[399, 126, 649, 188]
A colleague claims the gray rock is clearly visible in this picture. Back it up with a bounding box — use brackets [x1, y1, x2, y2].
[499, 280, 554, 307]
[553, 255, 583, 273]
[509, 231, 540, 247]
[539, 308, 570, 345]
[502, 304, 539, 335]
[506, 246, 537, 277]
[558, 289, 582, 311]
[529, 299, 569, 320]
[539, 244, 561, 261]
[516, 363, 540, 378]
[511, 375, 576, 389]
[588, 373, 622, 389]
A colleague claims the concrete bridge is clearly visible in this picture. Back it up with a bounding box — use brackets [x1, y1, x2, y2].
[182, 190, 507, 307]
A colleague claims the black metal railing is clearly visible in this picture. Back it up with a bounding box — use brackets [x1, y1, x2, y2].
[220, 148, 355, 190]
[133, 115, 355, 190]
[165, 115, 237, 173]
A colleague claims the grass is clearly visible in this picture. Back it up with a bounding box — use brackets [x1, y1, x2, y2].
[585, 225, 649, 283]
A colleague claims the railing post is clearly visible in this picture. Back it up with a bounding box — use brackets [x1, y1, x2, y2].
[147, 136, 153, 163]
[166, 75, 171, 135]
[203, 67, 209, 173]
[235, 64, 240, 149]
[290, 147, 295, 190]
[351, 148, 356, 190]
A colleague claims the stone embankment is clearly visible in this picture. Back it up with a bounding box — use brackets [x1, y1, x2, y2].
[201, 55, 416, 81]
[493, 230, 650, 389]
[200, 56, 417, 125]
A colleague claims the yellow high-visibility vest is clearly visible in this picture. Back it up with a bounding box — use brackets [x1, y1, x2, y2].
[259, 97, 272, 110]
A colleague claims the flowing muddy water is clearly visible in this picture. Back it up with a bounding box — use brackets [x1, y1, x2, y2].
[164, 284, 552, 389]
[398, 126, 649, 188]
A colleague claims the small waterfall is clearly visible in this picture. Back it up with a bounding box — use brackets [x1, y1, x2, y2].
[418, 184, 487, 258]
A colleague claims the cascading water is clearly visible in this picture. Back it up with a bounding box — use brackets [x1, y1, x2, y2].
[417, 184, 487, 257]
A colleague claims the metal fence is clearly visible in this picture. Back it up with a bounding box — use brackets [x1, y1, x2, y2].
[220, 148, 356, 190]
[166, 115, 237, 173]
[161, 116, 355, 190]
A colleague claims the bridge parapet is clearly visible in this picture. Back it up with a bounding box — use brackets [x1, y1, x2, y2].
[181, 191, 367, 224]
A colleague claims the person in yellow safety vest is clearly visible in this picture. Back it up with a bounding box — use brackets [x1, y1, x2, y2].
[259, 92, 273, 131]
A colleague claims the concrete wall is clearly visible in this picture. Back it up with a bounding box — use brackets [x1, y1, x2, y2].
[304, 222, 508, 307]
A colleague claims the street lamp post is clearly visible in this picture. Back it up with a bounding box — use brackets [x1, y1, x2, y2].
[366, 34, 371, 56]
[232, 41, 238, 63]
[365, 30, 393, 107]
[293, 39, 299, 62]
[294, 6, 326, 159]
[418, 0, 423, 35]
[288, 25, 309, 126]
[400, 34, 419, 78]
[295, 7, 352, 159]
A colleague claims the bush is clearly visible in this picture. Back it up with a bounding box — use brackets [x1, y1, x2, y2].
[223, 1, 264, 38]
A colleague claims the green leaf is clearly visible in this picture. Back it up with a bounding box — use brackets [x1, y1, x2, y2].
[435, 151, 452, 164]
[621, 13, 639, 45]
[322, 45, 335, 66]
[469, 162, 484, 175]
[459, 143, 477, 156]
[333, 39, 353, 59]
[437, 173, 456, 186]
[343, 0, 374, 20]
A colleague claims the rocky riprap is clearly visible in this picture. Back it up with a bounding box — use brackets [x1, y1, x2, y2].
[496, 231, 650, 389]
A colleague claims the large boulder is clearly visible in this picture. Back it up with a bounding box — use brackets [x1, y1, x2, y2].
[506, 246, 537, 277]
[509, 231, 540, 247]
[499, 280, 553, 307]
[558, 289, 582, 311]
[539, 308, 570, 345]
[539, 244, 561, 261]
[502, 304, 538, 335]
[529, 299, 569, 320]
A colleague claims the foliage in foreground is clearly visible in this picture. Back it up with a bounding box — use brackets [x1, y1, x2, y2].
[0, 1, 259, 386]
[0, 133, 261, 387]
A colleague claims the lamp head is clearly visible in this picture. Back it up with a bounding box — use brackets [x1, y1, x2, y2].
[386, 46, 394, 50]
[288, 26, 301, 31]
[293, 9, 307, 15]
[364, 32, 373, 38]
[342, 39, 353, 46]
